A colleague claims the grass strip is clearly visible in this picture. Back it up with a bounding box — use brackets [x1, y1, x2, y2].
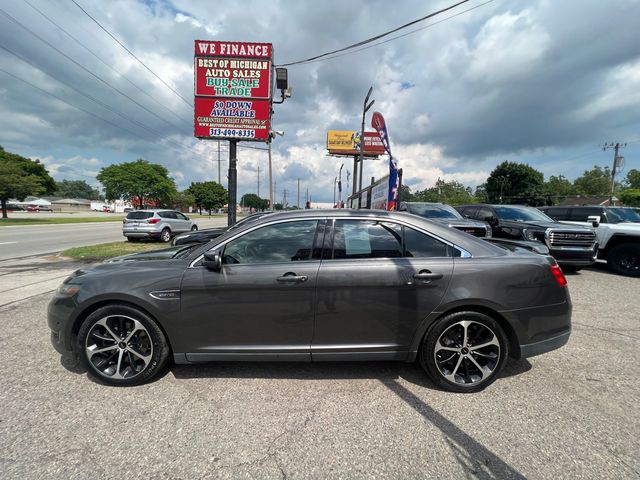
[62, 241, 168, 261]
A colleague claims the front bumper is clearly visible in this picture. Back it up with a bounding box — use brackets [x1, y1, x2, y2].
[47, 295, 78, 358]
[551, 244, 598, 266]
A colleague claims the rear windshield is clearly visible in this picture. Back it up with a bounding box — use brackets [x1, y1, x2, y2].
[126, 211, 153, 220]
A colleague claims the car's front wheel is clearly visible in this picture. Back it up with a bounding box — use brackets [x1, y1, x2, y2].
[160, 228, 171, 243]
[190, 225, 198, 231]
[419, 311, 508, 393]
[77, 304, 170, 386]
[608, 243, 640, 277]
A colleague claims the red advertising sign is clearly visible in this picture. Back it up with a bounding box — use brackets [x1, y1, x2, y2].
[195, 57, 271, 98]
[194, 40, 273, 142]
[194, 97, 270, 141]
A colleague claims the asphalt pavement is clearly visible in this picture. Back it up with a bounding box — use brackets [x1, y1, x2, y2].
[0, 257, 638, 479]
[0, 215, 228, 260]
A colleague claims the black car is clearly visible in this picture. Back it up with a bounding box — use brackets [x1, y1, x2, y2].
[455, 204, 598, 270]
[172, 211, 276, 246]
[398, 202, 491, 237]
[49, 209, 571, 393]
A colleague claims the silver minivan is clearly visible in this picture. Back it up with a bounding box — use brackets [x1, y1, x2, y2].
[122, 209, 197, 242]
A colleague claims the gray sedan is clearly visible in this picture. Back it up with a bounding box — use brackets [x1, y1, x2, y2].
[49, 209, 571, 392]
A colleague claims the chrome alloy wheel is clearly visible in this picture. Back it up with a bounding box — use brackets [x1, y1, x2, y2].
[434, 320, 500, 385]
[85, 315, 153, 380]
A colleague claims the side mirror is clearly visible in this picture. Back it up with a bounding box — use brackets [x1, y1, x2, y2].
[587, 215, 600, 228]
[202, 251, 222, 271]
[485, 216, 497, 225]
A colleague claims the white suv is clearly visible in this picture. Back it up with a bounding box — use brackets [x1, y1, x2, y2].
[123, 209, 197, 242]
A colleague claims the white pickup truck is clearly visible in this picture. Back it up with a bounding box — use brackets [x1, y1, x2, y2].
[540, 206, 640, 277]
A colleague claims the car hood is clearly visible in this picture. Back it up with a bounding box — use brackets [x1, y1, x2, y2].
[500, 219, 593, 231]
[105, 245, 197, 263]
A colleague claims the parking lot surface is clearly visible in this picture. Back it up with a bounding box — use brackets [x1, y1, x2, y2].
[0, 258, 638, 479]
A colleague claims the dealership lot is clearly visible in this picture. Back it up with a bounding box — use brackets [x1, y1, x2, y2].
[0, 258, 638, 479]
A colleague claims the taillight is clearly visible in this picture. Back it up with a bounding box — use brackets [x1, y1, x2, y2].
[550, 265, 567, 287]
[147, 218, 160, 224]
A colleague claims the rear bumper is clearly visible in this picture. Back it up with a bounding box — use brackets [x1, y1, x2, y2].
[519, 329, 571, 358]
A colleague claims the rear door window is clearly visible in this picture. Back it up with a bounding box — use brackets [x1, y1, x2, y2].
[568, 207, 602, 222]
[545, 207, 568, 220]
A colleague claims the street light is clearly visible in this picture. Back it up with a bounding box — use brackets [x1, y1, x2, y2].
[268, 130, 284, 210]
[357, 86, 375, 198]
[333, 176, 337, 207]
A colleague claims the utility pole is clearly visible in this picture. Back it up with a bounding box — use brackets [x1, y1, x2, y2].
[603, 142, 626, 205]
[227, 140, 237, 226]
[297, 178, 300, 209]
[274, 180, 277, 208]
[283, 189, 288, 208]
[217, 140, 221, 184]
[338, 163, 344, 208]
[333, 177, 337, 207]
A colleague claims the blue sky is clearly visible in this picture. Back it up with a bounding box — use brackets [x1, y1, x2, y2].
[1, 0, 639, 203]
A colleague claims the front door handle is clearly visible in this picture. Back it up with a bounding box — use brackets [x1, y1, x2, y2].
[277, 273, 308, 284]
[413, 271, 443, 282]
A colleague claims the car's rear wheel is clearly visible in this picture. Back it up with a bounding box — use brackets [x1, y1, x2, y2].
[160, 228, 171, 243]
[77, 304, 170, 386]
[608, 243, 640, 277]
[419, 311, 508, 393]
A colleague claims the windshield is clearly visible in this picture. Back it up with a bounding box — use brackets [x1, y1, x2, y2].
[607, 208, 640, 223]
[405, 203, 462, 219]
[494, 206, 554, 222]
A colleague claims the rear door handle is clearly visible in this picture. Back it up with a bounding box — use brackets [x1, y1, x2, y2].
[413, 271, 443, 282]
[277, 273, 308, 284]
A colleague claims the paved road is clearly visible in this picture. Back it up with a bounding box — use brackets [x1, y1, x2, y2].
[0, 217, 228, 260]
[0, 258, 638, 479]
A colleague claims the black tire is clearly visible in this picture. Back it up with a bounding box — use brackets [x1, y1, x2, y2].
[191, 225, 198, 231]
[77, 304, 170, 386]
[608, 243, 640, 277]
[160, 228, 171, 243]
[419, 311, 508, 393]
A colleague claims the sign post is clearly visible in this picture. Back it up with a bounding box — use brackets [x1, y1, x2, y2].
[194, 40, 273, 225]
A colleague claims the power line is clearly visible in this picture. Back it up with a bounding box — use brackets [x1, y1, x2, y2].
[0, 67, 203, 161]
[0, 44, 199, 154]
[277, 0, 471, 67]
[21, 0, 192, 125]
[70, 0, 193, 108]
[297, 0, 494, 66]
[0, 7, 187, 133]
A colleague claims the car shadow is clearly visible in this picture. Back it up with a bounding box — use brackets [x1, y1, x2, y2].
[169, 357, 532, 391]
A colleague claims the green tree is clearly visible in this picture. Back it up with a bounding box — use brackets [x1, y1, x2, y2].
[187, 181, 227, 214]
[414, 179, 477, 205]
[55, 179, 101, 200]
[172, 191, 196, 210]
[625, 169, 640, 189]
[241, 193, 269, 211]
[573, 165, 612, 195]
[543, 175, 577, 205]
[474, 183, 488, 203]
[97, 158, 177, 208]
[618, 189, 640, 207]
[0, 146, 56, 218]
[485, 161, 545, 205]
[397, 184, 415, 203]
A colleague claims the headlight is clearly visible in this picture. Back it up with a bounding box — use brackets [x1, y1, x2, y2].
[57, 284, 80, 296]
[523, 229, 539, 241]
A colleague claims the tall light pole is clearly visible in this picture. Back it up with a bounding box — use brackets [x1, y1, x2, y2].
[333, 176, 337, 207]
[603, 142, 626, 205]
[268, 130, 284, 210]
[358, 87, 375, 199]
[338, 164, 344, 208]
